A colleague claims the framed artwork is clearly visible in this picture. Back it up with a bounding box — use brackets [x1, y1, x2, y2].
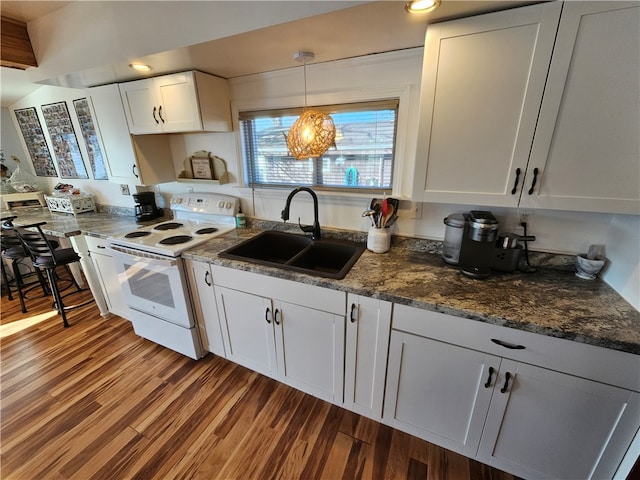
[190, 155, 214, 179]
[73, 98, 108, 180]
[13, 107, 58, 177]
[41, 101, 88, 179]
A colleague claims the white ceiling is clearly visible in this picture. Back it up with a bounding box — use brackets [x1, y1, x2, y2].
[0, 1, 540, 107]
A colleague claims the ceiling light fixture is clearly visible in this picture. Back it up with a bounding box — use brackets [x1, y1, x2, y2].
[129, 63, 152, 72]
[286, 51, 336, 160]
[405, 0, 440, 14]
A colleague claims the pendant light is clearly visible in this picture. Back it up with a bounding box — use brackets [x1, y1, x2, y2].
[286, 51, 336, 160]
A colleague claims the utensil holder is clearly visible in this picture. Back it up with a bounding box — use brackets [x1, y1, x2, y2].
[367, 227, 390, 254]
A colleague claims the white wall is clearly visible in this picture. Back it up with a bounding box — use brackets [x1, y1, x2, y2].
[7, 49, 639, 310]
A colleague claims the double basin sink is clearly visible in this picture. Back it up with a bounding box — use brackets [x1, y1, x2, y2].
[219, 230, 365, 280]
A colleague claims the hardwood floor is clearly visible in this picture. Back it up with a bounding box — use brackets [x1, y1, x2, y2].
[0, 289, 521, 480]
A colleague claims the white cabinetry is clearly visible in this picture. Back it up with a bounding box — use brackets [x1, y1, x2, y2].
[522, 1, 640, 213]
[414, 1, 640, 214]
[414, 2, 561, 207]
[119, 71, 231, 134]
[344, 294, 391, 419]
[72, 235, 129, 319]
[385, 304, 640, 480]
[184, 259, 226, 357]
[86, 84, 175, 185]
[212, 266, 345, 404]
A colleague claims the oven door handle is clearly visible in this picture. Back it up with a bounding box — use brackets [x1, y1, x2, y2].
[108, 245, 178, 267]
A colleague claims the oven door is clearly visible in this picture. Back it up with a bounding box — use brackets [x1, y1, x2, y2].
[109, 245, 193, 328]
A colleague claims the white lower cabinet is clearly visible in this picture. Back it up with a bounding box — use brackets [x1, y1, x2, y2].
[344, 294, 392, 420]
[212, 266, 345, 404]
[384, 331, 499, 458]
[184, 259, 226, 357]
[385, 304, 640, 480]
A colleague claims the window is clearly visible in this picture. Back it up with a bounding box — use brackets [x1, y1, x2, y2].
[240, 100, 398, 191]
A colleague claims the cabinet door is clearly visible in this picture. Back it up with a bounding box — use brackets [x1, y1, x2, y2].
[185, 260, 225, 357]
[478, 360, 640, 480]
[154, 72, 202, 133]
[119, 79, 162, 134]
[90, 250, 130, 320]
[344, 295, 391, 419]
[413, 2, 561, 206]
[273, 300, 345, 404]
[215, 286, 277, 377]
[384, 331, 500, 458]
[522, 2, 640, 214]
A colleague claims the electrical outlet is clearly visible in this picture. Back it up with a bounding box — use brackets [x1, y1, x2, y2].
[518, 210, 533, 232]
[408, 202, 423, 219]
[120, 184, 130, 195]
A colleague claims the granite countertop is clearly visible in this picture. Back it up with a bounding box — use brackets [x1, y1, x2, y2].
[184, 225, 640, 356]
[5, 207, 639, 355]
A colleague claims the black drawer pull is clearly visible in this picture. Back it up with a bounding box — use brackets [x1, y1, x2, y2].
[484, 366, 495, 388]
[204, 270, 211, 287]
[265, 308, 271, 324]
[501, 372, 512, 394]
[274, 308, 281, 325]
[527, 167, 539, 195]
[511, 168, 521, 195]
[153, 106, 159, 124]
[491, 338, 525, 350]
[350, 303, 357, 323]
[158, 105, 165, 123]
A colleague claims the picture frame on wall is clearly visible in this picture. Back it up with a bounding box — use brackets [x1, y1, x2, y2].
[73, 98, 108, 180]
[13, 107, 58, 177]
[41, 101, 89, 179]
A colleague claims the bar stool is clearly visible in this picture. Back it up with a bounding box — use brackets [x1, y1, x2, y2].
[15, 222, 93, 327]
[1, 217, 51, 313]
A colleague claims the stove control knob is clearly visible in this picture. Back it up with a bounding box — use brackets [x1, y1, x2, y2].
[218, 201, 225, 208]
[225, 202, 232, 209]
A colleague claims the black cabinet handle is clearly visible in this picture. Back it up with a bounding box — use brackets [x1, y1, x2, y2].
[97, 245, 106, 249]
[484, 366, 495, 388]
[158, 105, 165, 124]
[274, 308, 281, 325]
[491, 338, 525, 350]
[265, 307, 271, 324]
[511, 168, 521, 195]
[501, 372, 512, 394]
[350, 303, 357, 323]
[153, 106, 159, 124]
[132, 165, 139, 178]
[527, 167, 539, 195]
[204, 270, 211, 287]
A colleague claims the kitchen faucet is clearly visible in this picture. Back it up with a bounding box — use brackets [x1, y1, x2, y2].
[281, 187, 322, 240]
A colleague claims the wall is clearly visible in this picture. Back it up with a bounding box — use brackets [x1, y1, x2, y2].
[7, 49, 639, 310]
[1, 107, 28, 178]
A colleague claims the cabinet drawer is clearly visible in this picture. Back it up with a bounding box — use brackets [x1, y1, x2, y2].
[211, 265, 345, 315]
[84, 235, 111, 253]
[392, 304, 640, 391]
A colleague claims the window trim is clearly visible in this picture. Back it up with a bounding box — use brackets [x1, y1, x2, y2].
[231, 83, 414, 199]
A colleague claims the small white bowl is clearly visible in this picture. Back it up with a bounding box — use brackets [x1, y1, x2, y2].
[576, 254, 605, 280]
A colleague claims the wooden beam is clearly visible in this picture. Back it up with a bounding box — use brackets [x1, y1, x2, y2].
[1, 16, 37, 69]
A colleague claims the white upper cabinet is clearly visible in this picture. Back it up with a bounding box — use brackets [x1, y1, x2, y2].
[86, 84, 175, 185]
[119, 71, 232, 134]
[414, 2, 561, 207]
[521, 2, 640, 214]
[414, 1, 639, 215]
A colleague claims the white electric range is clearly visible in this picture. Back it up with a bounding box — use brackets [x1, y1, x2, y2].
[108, 193, 239, 359]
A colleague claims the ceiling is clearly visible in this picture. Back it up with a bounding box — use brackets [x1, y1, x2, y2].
[0, 1, 540, 107]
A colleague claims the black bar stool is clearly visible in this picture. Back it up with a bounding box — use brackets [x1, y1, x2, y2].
[15, 222, 93, 327]
[1, 216, 51, 312]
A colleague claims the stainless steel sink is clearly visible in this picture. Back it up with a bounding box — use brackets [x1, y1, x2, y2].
[219, 231, 365, 279]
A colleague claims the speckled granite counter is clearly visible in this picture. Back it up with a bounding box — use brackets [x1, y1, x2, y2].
[4, 208, 639, 355]
[1, 206, 169, 238]
[184, 226, 640, 356]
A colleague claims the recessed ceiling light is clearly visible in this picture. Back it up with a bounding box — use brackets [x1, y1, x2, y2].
[129, 63, 152, 72]
[405, 0, 440, 14]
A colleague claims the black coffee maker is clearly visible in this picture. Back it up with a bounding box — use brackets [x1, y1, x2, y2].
[133, 192, 161, 222]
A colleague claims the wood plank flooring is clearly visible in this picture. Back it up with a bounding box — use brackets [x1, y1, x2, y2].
[1, 288, 522, 480]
